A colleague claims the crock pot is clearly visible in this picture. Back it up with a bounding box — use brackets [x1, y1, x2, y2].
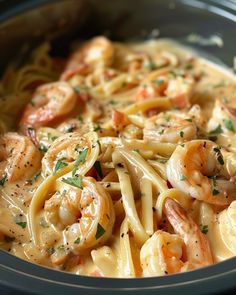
[0, 1, 236, 294]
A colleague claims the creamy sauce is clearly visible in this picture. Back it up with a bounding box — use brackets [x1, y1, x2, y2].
[0, 38, 236, 277]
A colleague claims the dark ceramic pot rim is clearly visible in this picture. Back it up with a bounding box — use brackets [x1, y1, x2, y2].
[0, 1, 236, 294]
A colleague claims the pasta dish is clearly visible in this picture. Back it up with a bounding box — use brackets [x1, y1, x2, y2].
[0, 37, 236, 277]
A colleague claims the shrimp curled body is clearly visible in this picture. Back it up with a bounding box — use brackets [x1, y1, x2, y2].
[0, 132, 41, 182]
[44, 177, 115, 255]
[167, 140, 236, 206]
[20, 81, 77, 131]
[140, 198, 213, 276]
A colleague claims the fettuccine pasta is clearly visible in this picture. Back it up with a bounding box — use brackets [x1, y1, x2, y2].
[0, 37, 236, 277]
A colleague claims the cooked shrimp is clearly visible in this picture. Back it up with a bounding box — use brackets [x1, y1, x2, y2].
[143, 110, 197, 143]
[167, 140, 236, 206]
[208, 99, 236, 134]
[140, 230, 184, 276]
[44, 177, 115, 256]
[207, 100, 236, 151]
[136, 68, 194, 109]
[0, 132, 41, 182]
[60, 36, 114, 81]
[165, 198, 213, 269]
[42, 132, 94, 177]
[20, 81, 77, 131]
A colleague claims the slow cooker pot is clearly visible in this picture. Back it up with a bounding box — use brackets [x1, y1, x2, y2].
[0, 1, 236, 294]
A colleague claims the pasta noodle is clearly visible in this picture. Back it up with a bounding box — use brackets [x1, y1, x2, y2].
[0, 37, 236, 277]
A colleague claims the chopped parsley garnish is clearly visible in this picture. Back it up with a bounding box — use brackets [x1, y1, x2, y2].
[93, 124, 102, 132]
[208, 125, 223, 135]
[133, 149, 140, 154]
[110, 100, 118, 105]
[145, 62, 156, 71]
[73, 148, 88, 176]
[180, 175, 187, 181]
[185, 118, 193, 122]
[223, 119, 235, 132]
[217, 155, 224, 165]
[57, 245, 65, 250]
[16, 221, 27, 229]
[159, 129, 164, 135]
[77, 115, 84, 123]
[200, 224, 208, 234]
[213, 147, 224, 165]
[212, 188, 219, 195]
[74, 86, 81, 93]
[94, 161, 103, 178]
[74, 148, 88, 167]
[209, 175, 219, 196]
[48, 133, 58, 141]
[97, 140, 102, 153]
[185, 64, 193, 70]
[152, 79, 164, 86]
[62, 175, 83, 189]
[214, 81, 226, 88]
[53, 158, 68, 175]
[180, 131, 184, 138]
[95, 223, 105, 240]
[0, 174, 8, 187]
[31, 172, 41, 184]
[222, 96, 229, 104]
[74, 237, 80, 244]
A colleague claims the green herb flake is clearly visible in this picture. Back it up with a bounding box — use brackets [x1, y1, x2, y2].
[77, 115, 84, 123]
[185, 64, 193, 70]
[32, 172, 41, 184]
[212, 188, 219, 196]
[95, 223, 105, 240]
[214, 81, 226, 88]
[152, 79, 164, 86]
[200, 224, 208, 234]
[74, 148, 88, 167]
[93, 124, 102, 132]
[97, 140, 102, 153]
[57, 245, 65, 251]
[110, 100, 118, 105]
[208, 125, 223, 135]
[74, 86, 81, 93]
[222, 96, 229, 104]
[62, 175, 83, 189]
[0, 174, 8, 187]
[94, 161, 103, 178]
[133, 149, 140, 154]
[145, 62, 156, 71]
[53, 159, 68, 175]
[74, 237, 80, 244]
[217, 155, 224, 165]
[185, 118, 193, 122]
[180, 131, 184, 138]
[16, 221, 27, 229]
[180, 175, 187, 181]
[223, 119, 235, 132]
